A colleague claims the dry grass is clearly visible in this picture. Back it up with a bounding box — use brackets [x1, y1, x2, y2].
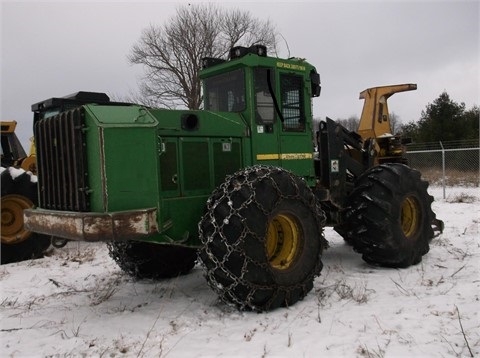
[89, 275, 121, 306]
[59, 245, 98, 264]
[418, 168, 479, 187]
[357, 342, 388, 358]
[316, 278, 373, 308]
[446, 192, 477, 203]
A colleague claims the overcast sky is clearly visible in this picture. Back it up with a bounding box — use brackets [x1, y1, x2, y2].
[1, 0, 478, 147]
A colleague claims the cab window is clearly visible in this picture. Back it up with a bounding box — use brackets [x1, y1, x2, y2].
[281, 74, 305, 131]
[204, 68, 245, 112]
[254, 68, 275, 124]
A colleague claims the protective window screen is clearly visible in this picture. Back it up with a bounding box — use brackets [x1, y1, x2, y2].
[204, 68, 245, 112]
[281, 74, 305, 131]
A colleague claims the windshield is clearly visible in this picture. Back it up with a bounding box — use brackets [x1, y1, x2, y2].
[204, 68, 245, 112]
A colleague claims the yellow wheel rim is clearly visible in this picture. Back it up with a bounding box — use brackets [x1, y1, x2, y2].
[21, 156, 37, 175]
[401, 196, 420, 239]
[1, 194, 33, 245]
[266, 213, 302, 270]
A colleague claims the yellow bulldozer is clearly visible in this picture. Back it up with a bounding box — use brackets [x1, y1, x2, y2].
[1, 121, 50, 264]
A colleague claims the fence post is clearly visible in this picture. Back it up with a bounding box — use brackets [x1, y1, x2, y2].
[440, 141, 446, 199]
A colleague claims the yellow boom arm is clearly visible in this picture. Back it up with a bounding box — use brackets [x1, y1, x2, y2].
[357, 83, 417, 140]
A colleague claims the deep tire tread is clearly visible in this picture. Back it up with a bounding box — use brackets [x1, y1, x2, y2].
[1, 167, 50, 264]
[336, 163, 437, 268]
[198, 165, 327, 312]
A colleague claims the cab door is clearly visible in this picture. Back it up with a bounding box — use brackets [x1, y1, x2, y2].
[277, 71, 314, 178]
[251, 67, 281, 167]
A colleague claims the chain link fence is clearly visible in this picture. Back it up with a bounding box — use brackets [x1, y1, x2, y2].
[405, 139, 479, 197]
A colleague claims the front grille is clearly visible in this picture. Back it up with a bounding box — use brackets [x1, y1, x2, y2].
[35, 107, 89, 211]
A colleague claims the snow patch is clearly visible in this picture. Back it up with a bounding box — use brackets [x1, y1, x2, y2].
[7, 166, 26, 179]
[0, 186, 478, 357]
[2, 166, 38, 182]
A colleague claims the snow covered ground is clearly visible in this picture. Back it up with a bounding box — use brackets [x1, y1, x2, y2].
[1, 186, 478, 357]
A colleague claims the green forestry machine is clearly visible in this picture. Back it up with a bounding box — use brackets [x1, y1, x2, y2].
[24, 45, 442, 311]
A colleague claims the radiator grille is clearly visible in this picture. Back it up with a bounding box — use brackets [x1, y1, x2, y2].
[34, 107, 89, 211]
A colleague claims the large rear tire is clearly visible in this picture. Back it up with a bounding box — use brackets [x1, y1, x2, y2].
[198, 165, 327, 312]
[107, 241, 197, 279]
[337, 163, 437, 268]
[1, 167, 51, 264]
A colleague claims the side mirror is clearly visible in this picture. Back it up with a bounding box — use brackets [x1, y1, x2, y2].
[310, 71, 321, 98]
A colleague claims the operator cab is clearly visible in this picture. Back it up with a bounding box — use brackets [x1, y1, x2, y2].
[201, 45, 321, 133]
[200, 45, 321, 180]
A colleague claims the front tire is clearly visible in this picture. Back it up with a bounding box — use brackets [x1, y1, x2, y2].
[107, 241, 197, 279]
[1, 167, 50, 264]
[198, 165, 327, 311]
[339, 163, 437, 268]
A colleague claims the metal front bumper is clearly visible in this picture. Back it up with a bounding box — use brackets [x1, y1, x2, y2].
[24, 208, 158, 242]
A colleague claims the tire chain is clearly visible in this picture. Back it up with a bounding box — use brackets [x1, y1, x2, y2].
[107, 241, 144, 278]
[198, 165, 327, 311]
[107, 241, 197, 279]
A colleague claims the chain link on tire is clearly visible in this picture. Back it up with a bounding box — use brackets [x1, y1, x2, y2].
[107, 241, 197, 279]
[198, 165, 328, 312]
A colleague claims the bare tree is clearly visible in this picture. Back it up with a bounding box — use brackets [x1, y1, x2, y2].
[129, 4, 280, 109]
[389, 112, 401, 134]
[336, 116, 360, 132]
[336, 114, 401, 134]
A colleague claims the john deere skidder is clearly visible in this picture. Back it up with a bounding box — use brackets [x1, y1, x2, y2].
[25, 45, 442, 311]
